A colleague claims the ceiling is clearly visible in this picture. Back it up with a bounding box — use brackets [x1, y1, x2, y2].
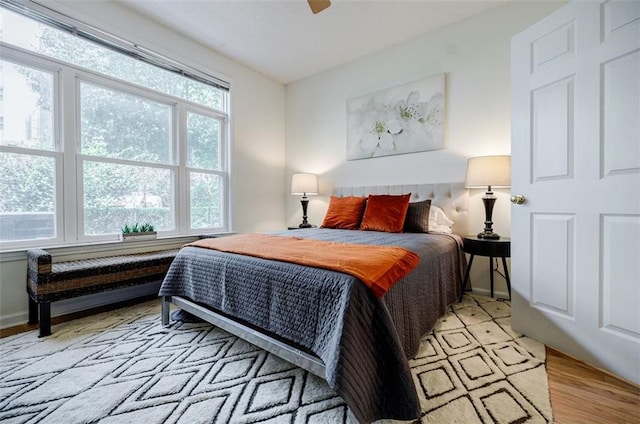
[118, 0, 511, 84]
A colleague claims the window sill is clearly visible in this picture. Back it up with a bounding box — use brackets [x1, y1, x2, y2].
[0, 232, 235, 263]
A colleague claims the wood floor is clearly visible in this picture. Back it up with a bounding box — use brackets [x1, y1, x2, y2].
[2, 300, 638, 423]
[546, 347, 639, 423]
[0, 295, 158, 338]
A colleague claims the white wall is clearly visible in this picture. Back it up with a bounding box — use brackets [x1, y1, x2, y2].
[284, 0, 566, 295]
[0, 0, 286, 328]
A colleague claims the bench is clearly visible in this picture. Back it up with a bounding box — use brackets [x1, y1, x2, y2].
[26, 248, 179, 337]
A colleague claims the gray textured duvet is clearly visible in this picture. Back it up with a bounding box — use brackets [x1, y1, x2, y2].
[159, 229, 464, 423]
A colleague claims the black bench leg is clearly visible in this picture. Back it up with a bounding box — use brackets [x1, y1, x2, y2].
[28, 297, 39, 324]
[38, 302, 51, 337]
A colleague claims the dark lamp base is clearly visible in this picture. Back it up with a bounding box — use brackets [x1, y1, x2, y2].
[297, 197, 312, 228]
[478, 231, 501, 239]
[478, 189, 501, 240]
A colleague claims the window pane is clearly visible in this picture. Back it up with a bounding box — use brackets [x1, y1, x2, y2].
[83, 161, 173, 235]
[0, 8, 224, 110]
[187, 112, 221, 170]
[0, 152, 55, 241]
[80, 83, 172, 163]
[190, 172, 222, 229]
[0, 60, 55, 150]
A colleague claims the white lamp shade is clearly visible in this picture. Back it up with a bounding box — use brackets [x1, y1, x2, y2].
[291, 173, 318, 195]
[465, 155, 511, 188]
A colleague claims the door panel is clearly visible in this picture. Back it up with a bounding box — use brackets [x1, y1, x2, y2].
[601, 215, 640, 338]
[531, 214, 575, 317]
[511, 0, 639, 384]
[531, 78, 574, 181]
[531, 21, 575, 72]
[602, 0, 640, 39]
[602, 50, 640, 176]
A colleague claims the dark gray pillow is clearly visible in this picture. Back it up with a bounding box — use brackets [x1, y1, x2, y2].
[403, 199, 431, 233]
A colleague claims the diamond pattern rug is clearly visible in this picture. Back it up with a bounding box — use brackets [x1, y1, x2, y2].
[0, 295, 552, 423]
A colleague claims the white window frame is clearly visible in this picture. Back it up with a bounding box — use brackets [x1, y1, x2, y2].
[183, 104, 229, 233]
[74, 73, 180, 242]
[0, 39, 231, 250]
[0, 49, 64, 247]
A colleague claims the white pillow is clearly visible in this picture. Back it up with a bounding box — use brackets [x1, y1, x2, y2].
[428, 205, 454, 234]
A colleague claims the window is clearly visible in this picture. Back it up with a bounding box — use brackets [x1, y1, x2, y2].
[0, 58, 59, 243]
[0, 5, 230, 248]
[79, 81, 176, 236]
[187, 111, 225, 229]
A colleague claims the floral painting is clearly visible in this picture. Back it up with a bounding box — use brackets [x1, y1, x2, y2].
[346, 73, 445, 160]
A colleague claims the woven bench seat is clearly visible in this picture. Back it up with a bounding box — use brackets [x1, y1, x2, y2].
[27, 248, 179, 337]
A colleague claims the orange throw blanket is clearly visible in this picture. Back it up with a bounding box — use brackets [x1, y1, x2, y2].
[185, 234, 420, 298]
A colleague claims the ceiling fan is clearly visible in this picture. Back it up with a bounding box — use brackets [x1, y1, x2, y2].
[308, 0, 331, 14]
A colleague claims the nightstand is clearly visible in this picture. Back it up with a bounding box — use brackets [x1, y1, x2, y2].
[462, 236, 511, 300]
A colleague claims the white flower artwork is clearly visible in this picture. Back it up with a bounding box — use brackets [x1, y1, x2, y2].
[347, 73, 445, 160]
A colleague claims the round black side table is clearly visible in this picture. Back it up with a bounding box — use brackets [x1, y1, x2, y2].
[462, 236, 511, 300]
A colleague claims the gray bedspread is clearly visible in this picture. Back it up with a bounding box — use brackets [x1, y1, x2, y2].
[159, 229, 464, 423]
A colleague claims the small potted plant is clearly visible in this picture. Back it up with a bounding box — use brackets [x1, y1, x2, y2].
[121, 222, 157, 241]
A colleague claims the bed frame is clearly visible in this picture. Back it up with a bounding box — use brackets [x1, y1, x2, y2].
[161, 295, 326, 377]
[161, 182, 469, 380]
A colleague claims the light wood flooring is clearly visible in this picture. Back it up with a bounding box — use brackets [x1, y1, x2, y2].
[0, 295, 158, 338]
[546, 347, 639, 423]
[2, 300, 638, 422]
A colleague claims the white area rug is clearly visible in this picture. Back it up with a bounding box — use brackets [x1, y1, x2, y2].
[0, 295, 552, 423]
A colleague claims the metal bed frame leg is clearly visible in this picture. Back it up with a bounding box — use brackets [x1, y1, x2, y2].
[162, 296, 171, 326]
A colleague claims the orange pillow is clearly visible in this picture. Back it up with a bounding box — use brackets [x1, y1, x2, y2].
[360, 193, 411, 233]
[320, 196, 367, 230]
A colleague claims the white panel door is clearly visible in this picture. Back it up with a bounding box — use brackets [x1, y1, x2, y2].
[511, 0, 639, 384]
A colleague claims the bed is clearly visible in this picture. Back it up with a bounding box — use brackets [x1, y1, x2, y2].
[159, 183, 469, 423]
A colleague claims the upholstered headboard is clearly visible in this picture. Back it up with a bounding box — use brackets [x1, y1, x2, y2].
[332, 182, 469, 236]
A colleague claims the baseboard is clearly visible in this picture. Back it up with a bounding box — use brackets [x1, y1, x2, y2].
[470, 288, 510, 299]
[0, 311, 27, 330]
[0, 282, 161, 329]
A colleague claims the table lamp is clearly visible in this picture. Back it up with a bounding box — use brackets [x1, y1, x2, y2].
[465, 155, 511, 239]
[291, 173, 318, 228]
